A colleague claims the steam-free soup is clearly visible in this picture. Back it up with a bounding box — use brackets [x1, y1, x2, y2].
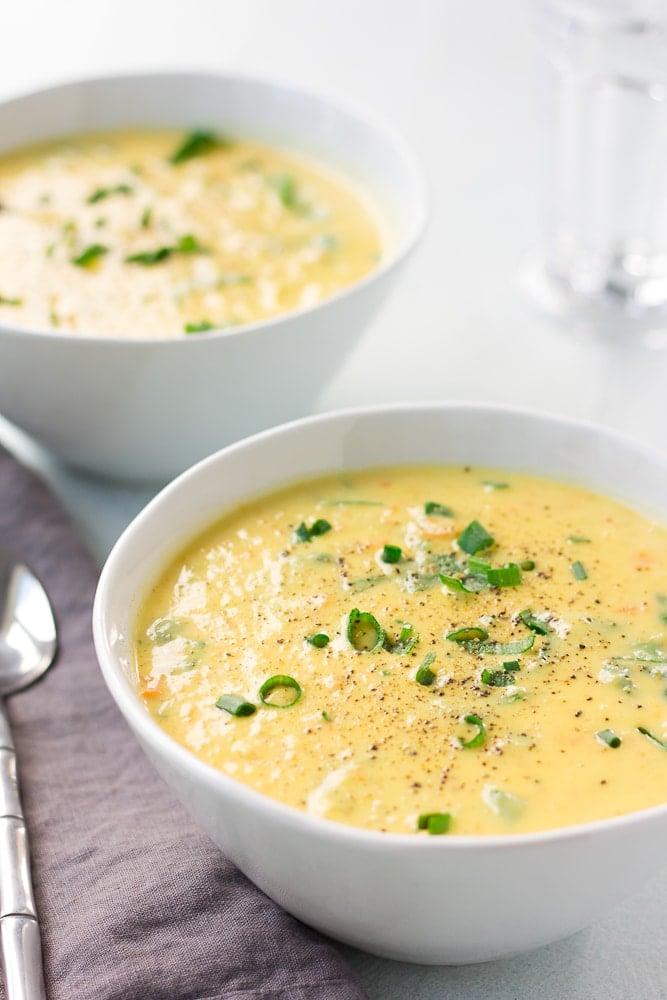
[134, 466, 667, 836]
[0, 129, 383, 337]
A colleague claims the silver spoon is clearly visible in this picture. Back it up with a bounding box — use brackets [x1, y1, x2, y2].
[0, 547, 57, 1000]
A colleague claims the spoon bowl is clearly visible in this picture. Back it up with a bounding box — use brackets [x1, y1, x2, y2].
[0, 548, 57, 696]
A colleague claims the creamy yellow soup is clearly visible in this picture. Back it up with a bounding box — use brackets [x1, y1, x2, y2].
[0, 129, 383, 337]
[134, 466, 667, 836]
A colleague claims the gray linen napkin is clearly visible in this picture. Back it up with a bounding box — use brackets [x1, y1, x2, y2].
[0, 445, 368, 1000]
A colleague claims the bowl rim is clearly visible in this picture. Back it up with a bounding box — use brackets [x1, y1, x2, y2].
[93, 400, 667, 851]
[0, 67, 429, 347]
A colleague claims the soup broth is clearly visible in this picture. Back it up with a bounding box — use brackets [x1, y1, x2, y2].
[0, 129, 383, 337]
[134, 465, 667, 835]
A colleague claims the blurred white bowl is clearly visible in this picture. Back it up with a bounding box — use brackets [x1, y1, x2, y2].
[93, 402, 667, 964]
[0, 71, 426, 482]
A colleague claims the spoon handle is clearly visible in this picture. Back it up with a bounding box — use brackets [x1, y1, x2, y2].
[0, 701, 47, 1000]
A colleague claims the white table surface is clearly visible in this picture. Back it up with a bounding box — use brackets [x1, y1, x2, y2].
[2, 1, 666, 997]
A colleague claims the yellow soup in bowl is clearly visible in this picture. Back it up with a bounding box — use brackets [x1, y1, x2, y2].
[0, 128, 384, 338]
[133, 464, 667, 836]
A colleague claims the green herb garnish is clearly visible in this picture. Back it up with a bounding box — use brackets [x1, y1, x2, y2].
[457, 520, 494, 555]
[347, 609, 385, 652]
[294, 518, 332, 543]
[517, 610, 551, 635]
[571, 561, 588, 580]
[596, 729, 622, 748]
[87, 183, 133, 204]
[424, 501, 454, 517]
[184, 320, 215, 334]
[415, 653, 436, 686]
[460, 713, 486, 749]
[637, 726, 667, 750]
[307, 632, 329, 648]
[380, 544, 402, 564]
[71, 243, 108, 268]
[169, 129, 222, 164]
[258, 674, 302, 708]
[0, 294, 22, 306]
[417, 812, 452, 834]
[215, 694, 257, 717]
[486, 563, 522, 588]
[446, 626, 489, 643]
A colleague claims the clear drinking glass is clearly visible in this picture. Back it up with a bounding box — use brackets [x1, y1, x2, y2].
[524, 0, 667, 337]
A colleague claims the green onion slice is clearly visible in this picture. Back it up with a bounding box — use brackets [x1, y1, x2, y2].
[637, 726, 667, 750]
[486, 563, 522, 588]
[446, 626, 489, 643]
[517, 610, 551, 635]
[460, 713, 486, 749]
[481, 668, 515, 687]
[347, 609, 386, 651]
[87, 183, 133, 204]
[258, 674, 302, 708]
[568, 536, 591, 544]
[520, 559, 536, 571]
[386, 622, 417, 654]
[125, 246, 172, 265]
[293, 518, 332, 543]
[71, 243, 108, 267]
[596, 729, 622, 748]
[503, 660, 520, 671]
[417, 812, 452, 834]
[415, 653, 436, 686]
[457, 520, 495, 555]
[571, 561, 588, 580]
[184, 320, 215, 334]
[215, 694, 257, 717]
[466, 634, 535, 656]
[380, 544, 402, 564]
[307, 632, 329, 648]
[424, 501, 454, 517]
[0, 294, 22, 306]
[169, 129, 222, 164]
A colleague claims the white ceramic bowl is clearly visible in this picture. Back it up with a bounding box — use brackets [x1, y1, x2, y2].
[0, 71, 426, 482]
[93, 403, 667, 964]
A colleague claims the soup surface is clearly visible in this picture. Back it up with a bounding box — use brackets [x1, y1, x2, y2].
[134, 465, 667, 835]
[0, 129, 383, 337]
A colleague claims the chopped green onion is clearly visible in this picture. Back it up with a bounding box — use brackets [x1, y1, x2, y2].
[386, 622, 417, 654]
[417, 812, 452, 834]
[125, 246, 171, 265]
[258, 674, 302, 708]
[71, 243, 108, 267]
[571, 561, 588, 580]
[293, 518, 332, 543]
[460, 713, 486, 749]
[568, 536, 591, 543]
[169, 129, 222, 164]
[637, 726, 667, 750]
[424, 501, 454, 517]
[322, 710, 332, 722]
[215, 694, 257, 717]
[596, 729, 622, 748]
[520, 559, 536, 571]
[486, 563, 522, 588]
[380, 544, 402, 564]
[307, 632, 329, 648]
[457, 520, 494, 555]
[467, 557, 491, 574]
[415, 653, 436, 686]
[140, 206, 152, 228]
[175, 233, 207, 254]
[517, 610, 550, 635]
[147, 617, 186, 644]
[446, 626, 489, 643]
[439, 574, 477, 594]
[87, 183, 133, 204]
[480, 668, 515, 687]
[0, 294, 23, 306]
[464, 634, 536, 656]
[184, 320, 215, 334]
[347, 609, 385, 651]
[503, 660, 520, 671]
[482, 481, 509, 490]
